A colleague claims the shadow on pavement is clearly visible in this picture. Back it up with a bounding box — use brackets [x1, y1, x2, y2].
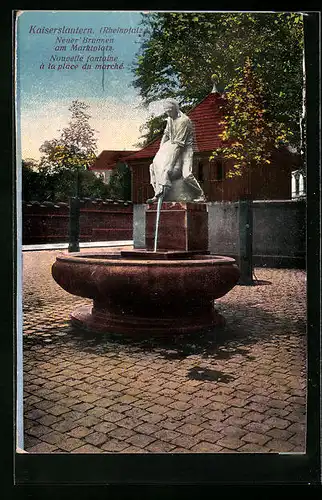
[187, 366, 236, 383]
[23, 302, 306, 366]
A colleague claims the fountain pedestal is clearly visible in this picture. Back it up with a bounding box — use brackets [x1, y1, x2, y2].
[146, 202, 208, 251]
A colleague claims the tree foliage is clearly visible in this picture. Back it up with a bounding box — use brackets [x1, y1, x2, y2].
[22, 159, 46, 201]
[107, 163, 132, 201]
[22, 101, 113, 201]
[22, 100, 110, 201]
[39, 100, 98, 175]
[22, 158, 111, 202]
[211, 57, 289, 177]
[133, 12, 304, 147]
[134, 115, 166, 148]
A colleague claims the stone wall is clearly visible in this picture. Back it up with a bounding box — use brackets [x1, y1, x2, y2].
[208, 200, 306, 268]
[24, 199, 306, 268]
[22, 199, 133, 244]
[133, 200, 306, 269]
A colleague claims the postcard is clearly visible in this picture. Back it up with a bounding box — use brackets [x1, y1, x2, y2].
[14, 9, 320, 485]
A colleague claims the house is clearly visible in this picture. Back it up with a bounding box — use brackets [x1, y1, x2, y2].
[88, 150, 136, 184]
[122, 89, 300, 204]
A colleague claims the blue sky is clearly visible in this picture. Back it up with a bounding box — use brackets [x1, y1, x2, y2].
[16, 10, 151, 158]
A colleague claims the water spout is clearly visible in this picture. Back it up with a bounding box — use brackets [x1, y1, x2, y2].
[153, 195, 163, 252]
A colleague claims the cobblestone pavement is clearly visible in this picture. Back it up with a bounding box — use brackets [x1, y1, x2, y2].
[22, 248, 306, 454]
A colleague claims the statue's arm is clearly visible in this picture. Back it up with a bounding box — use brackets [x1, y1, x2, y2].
[165, 120, 190, 172]
[160, 136, 168, 146]
[172, 119, 191, 147]
[165, 144, 182, 178]
[160, 119, 170, 146]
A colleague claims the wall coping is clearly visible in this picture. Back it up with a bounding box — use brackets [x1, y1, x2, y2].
[22, 198, 133, 208]
[208, 199, 306, 205]
[22, 241, 133, 251]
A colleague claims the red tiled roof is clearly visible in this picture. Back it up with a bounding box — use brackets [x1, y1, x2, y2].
[88, 150, 136, 171]
[123, 93, 226, 162]
[189, 92, 226, 151]
[122, 137, 162, 162]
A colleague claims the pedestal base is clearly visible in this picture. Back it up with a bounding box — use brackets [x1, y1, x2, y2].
[146, 202, 208, 252]
[71, 304, 225, 336]
[121, 249, 209, 260]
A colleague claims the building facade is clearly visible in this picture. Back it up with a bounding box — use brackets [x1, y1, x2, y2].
[123, 91, 300, 204]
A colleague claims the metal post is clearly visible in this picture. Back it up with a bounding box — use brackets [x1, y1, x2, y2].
[238, 198, 253, 285]
[68, 168, 81, 253]
[68, 196, 80, 252]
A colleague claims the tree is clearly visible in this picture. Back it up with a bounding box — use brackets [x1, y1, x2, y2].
[133, 115, 166, 148]
[39, 100, 98, 175]
[22, 159, 46, 201]
[22, 158, 39, 172]
[21, 101, 117, 202]
[107, 163, 132, 201]
[211, 57, 289, 177]
[133, 12, 304, 148]
[36, 100, 112, 200]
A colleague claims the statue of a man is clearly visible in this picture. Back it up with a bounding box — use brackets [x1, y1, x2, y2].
[147, 99, 206, 203]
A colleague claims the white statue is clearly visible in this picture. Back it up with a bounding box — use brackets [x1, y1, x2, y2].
[147, 99, 206, 203]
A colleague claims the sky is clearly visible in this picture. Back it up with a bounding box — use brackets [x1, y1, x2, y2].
[16, 10, 152, 160]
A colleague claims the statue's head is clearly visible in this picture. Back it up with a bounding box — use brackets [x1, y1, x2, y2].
[163, 98, 179, 119]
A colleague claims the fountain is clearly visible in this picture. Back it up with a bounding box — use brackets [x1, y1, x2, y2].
[52, 197, 240, 335]
[52, 98, 240, 335]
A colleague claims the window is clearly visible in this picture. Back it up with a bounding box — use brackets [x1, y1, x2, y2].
[292, 170, 306, 199]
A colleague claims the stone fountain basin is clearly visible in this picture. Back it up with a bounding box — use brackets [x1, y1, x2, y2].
[52, 251, 240, 335]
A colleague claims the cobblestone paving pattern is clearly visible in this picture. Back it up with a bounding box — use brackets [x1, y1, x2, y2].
[22, 249, 306, 453]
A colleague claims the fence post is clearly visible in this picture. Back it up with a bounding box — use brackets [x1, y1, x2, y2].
[238, 198, 254, 285]
[68, 196, 80, 252]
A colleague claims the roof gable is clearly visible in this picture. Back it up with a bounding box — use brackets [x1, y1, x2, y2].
[189, 92, 226, 152]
